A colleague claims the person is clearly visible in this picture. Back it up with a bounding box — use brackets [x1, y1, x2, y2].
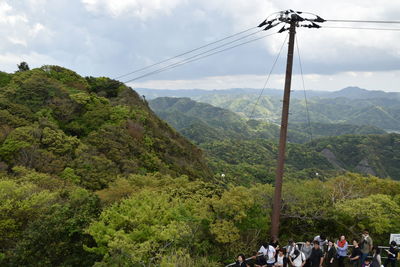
[236, 254, 248, 267]
[271, 239, 280, 250]
[314, 234, 328, 252]
[301, 240, 313, 267]
[250, 251, 266, 267]
[371, 246, 382, 267]
[349, 239, 362, 267]
[384, 241, 398, 267]
[325, 240, 337, 267]
[274, 249, 286, 267]
[362, 258, 372, 267]
[258, 242, 276, 267]
[360, 229, 373, 265]
[335, 235, 349, 267]
[289, 248, 306, 267]
[287, 240, 299, 259]
[309, 241, 324, 267]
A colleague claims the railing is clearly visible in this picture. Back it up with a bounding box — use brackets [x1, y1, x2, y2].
[225, 242, 393, 267]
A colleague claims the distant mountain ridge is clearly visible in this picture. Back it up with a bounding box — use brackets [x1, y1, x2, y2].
[149, 97, 386, 144]
[141, 86, 400, 131]
[137, 86, 400, 100]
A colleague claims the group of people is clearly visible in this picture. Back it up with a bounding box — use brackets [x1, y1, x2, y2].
[235, 230, 399, 267]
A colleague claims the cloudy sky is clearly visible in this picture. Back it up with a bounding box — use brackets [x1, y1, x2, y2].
[1, 0, 399, 91]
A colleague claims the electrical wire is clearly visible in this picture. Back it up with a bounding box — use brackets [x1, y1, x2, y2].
[248, 33, 288, 119]
[123, 32, 277, 83]
[326, 19, 400, 24]
[322, 26, 400, 31]
[295, 35, 313, 142]
[114, 26, 258, 79]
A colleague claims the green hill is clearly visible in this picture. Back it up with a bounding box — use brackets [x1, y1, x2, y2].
[1, 67, 399, 266]
[149, 97, 385, 145]
[149, 97, 395, 183]
[0, 66, 211, 190]
[141, 88, 400, 131]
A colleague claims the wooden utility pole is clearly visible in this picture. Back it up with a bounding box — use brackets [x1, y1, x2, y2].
[270, 20, 296, 240]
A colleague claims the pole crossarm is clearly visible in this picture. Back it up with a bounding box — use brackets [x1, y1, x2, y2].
[259, 10, 326, 34]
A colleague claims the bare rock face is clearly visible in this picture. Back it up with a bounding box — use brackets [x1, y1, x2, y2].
[355, 158, 376, 176]
[320, 148, 345, 170]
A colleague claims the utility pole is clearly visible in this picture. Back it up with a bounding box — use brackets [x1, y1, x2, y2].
[258, 10, 325, 240]
[270, 20, 296, 240]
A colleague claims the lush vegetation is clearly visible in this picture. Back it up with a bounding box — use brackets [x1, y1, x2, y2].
[142, 88, 400, 131]
[149, 97, 399, 182]
[1, 66, 399, 266]
[0, 66, 211, 191]
[149, 97, 386, 144]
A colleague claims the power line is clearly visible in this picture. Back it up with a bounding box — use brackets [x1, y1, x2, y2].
[322, 26, 400, 31]
[123, 32, 276, 83]
[114, 26, 258, 80]
[295, 35, 313, 142]
[248, 33, 288, 119]
[326, 19, 400, 24]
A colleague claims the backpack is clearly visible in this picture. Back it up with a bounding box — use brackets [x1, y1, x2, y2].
[264, 246, 270, 261]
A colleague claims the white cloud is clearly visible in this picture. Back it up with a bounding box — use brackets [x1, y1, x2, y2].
[0, 52, 59, 72]
[81, 0, 185, 20]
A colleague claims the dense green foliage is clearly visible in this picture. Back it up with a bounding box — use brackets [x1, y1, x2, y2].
[184, 91, 400, 131]
[0, 66, 211, 191]
[0, 167, 101, 266]
[149, 97, 399, 182]
[149, 97, 386, 144]
[1, 67, 399, 265]
[87, 173, 400, 266]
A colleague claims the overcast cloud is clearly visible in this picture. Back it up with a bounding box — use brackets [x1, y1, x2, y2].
[0, 0, 399, 91]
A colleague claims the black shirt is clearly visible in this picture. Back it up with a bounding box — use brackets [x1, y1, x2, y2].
[309, 248, 324, 267]
[388, 246, 399, 260]
[351, 247, 362, 262]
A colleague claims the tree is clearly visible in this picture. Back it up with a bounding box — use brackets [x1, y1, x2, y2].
[17, 62, 30, 72]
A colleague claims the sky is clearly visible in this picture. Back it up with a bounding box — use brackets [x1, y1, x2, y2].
[0, 0, 399, 91]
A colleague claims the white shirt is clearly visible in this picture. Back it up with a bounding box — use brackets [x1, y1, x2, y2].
[291, 251, 305, 267]
[258, 245, 276, 264]
[276, 255, 285, 266]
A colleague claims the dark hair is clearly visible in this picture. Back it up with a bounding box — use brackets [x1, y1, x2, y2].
[313, 240, 319, 245]
[373, 246, 381, 255]
[237, 254, 246, 261]
[320, 234, 326, 240]
[364, 258, 371, 263]
[352, 239, 359, 244]
[363, 229, 369, 234]
[391, 241, 397, 247]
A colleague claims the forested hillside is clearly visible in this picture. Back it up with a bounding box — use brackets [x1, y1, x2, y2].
[141, 87, 400, 131]
[1, 67, 399, 266]
[0, 67, 211, 191]
[149, 97, 385, 144]
[149, 97, 398, 183]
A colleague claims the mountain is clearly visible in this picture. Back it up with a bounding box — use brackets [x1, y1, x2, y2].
[329, 86, 400, 100]
[310, 134, 400, 179]
[0, 66, 211, 190]
[149, 97, 280, 144]
[149, 97, 386, 144]
[148, 97, 395, 183]
[139, 87, 400, 130]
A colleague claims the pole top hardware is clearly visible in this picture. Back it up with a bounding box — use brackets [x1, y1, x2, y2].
[258, 10, 326, 33]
